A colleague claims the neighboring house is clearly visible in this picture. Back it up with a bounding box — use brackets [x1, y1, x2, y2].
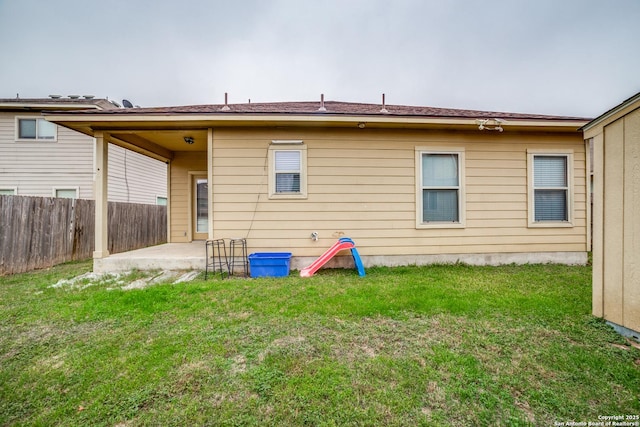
[582, 92, 640, 340]
[46, 98, 590, 268]
[0, 96, 167, 204]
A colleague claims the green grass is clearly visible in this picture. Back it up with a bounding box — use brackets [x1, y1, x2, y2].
[1, 261, 639, 426]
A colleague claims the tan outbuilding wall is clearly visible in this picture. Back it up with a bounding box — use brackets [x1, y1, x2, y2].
[209, 127, 587, 267]
[585, 95, 640, 338]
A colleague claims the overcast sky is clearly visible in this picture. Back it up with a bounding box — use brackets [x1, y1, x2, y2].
[1, 0, 638, 117]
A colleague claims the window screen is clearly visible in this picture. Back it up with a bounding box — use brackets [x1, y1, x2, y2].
[18, 118, 56, 140]
[38, 120, 56, 139]
[18, 119, 37, 139]
[55, 189, 77, 199]
[533, 155, 568, 221]
[421, 153, 460, 222]
[275, 151, 301, 193]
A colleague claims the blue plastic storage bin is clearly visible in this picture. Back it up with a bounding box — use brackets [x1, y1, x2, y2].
[248, 252, 292, 278]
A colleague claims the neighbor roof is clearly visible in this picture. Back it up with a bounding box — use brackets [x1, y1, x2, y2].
[49, 100, 589, 122]
[0, 97, 118, 111]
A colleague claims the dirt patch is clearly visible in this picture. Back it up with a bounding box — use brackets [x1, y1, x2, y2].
[611, 343, 629, 351]
[627, 338, 640, 350]
[515, 399, 536, 424]
[50, 271, 199, 291]
[50, 272, 123, 289]
[258, 335, 308, 362]
[230, 354, 247, 374]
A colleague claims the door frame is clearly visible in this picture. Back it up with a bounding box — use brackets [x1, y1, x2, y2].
[188, 171, 208, 241]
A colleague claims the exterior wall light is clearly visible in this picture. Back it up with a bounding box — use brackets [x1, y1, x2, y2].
[184, 136, 194, 144]
[476, 119, 505, 132]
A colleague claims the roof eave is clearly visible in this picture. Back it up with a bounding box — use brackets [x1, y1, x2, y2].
[581, 91, 640, 136]
[45, 112, 587, 134]
[0, 102, 102, 111]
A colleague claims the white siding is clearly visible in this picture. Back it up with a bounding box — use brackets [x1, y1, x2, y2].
[108, 144, 167, 204]
[0, 112, 166, 204]
[0, 112, 93, 198]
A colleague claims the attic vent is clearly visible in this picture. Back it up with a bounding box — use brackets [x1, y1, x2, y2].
[380, 93, 389, 114]
[49, 95, 62, 99]
[318, 94, 326, 112]
[83, 95, 95, 99]
[68, 95, 80, 99]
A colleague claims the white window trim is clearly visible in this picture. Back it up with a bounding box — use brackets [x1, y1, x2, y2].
[0, 187, 18, 195]
[527, 149, 574, 228]
[268, 143, 307, 199]
[415, 146, 466, 229]
[52, 187, 80, 199]
[15, 116, 58, 142]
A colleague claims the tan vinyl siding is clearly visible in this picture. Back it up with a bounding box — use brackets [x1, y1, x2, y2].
[169, 151, 207, 242]
[210, 128, 587, 257]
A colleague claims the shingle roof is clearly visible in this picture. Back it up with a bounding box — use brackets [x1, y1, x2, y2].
[52, 100, 589, 121]
[0, 97, 118, 110]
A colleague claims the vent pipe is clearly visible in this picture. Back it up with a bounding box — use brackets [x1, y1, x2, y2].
[380, 93, 389, 114]
[220, 92, 231, 111]
[318, 94, 327, 112]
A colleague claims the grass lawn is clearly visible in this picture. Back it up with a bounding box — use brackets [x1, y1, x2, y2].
[1, 261, 639, 426]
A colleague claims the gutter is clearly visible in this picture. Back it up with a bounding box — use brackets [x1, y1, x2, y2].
[44, 112, 588, 131]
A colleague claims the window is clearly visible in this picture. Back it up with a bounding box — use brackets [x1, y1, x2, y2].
[54, 188, 78, 199]
[269, 143, 307, 199]
[416, 148, 465, 228]
[275, 151, 301, 192]
[16, 117, 57, 141]
[156, 196, 167, 206]
[528, 150, 573, 227]
[0, 188, 17, 195]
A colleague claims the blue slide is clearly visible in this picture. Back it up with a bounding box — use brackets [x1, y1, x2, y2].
[340, 237, 365, 277]
[350, 246, 366, 277]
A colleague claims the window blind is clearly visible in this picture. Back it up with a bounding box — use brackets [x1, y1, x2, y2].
[534, 156, 567, 187]
[533, 155, 568, 221]
[275, 151, 301, 193]
[421, 153, 460, 222]
[535, 190, 567, 221]
[38, 119, 56, 139]
[422, 154, 458, 187]
[275, 151, 300, 171]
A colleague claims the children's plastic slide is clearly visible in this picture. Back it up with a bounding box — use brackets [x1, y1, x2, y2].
[299, 237, 366, 277]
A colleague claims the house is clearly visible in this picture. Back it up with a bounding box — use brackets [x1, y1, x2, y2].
[582, 92, 640, 340]
[0, 96, 167, 204]
[45, 96, 590, 271]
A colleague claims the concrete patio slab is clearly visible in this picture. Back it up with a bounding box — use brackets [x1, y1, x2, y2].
[94, 242, 206, 273]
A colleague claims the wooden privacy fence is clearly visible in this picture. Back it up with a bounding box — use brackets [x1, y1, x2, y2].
[108, 201, 167, 254]
[0, 195, 167, 275]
